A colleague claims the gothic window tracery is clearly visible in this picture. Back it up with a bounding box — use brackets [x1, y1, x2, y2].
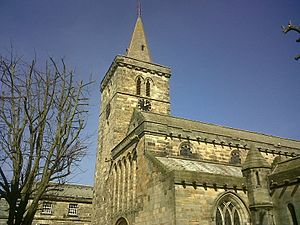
[214, 193, 249, 225]
[215, 200, 241, 225]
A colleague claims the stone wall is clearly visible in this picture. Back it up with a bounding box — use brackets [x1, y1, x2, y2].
[144, 133, 280, 166]
[33, 200, 92, 225]
[132, 141, 175, 225]
[0, 198, 92, 225]
[93, 55, 171, 224]
[174, 186, 250, 225]
[107, 136, 176, 225]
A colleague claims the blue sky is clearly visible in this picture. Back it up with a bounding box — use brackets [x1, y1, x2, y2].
[1, 0, 299, 185]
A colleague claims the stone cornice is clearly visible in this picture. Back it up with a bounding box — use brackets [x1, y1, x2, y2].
[111, 117, 300, 161]
[100, 55, 171, 92]
[269, 176, 300, 189]
[173, 170, 247, 191]
[139, 111, 300, 149]
[142, 123, 299, 157]
[133, 111, 300, 156]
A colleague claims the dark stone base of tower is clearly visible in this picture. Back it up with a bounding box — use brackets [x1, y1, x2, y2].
[92, 15, 300, 225]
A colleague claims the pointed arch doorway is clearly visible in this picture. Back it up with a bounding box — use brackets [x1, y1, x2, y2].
[116, 217, 129, 225]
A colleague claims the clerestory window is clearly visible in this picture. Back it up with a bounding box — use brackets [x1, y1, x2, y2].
[230, 150, 241, 165]
[180, 142, 192, 157]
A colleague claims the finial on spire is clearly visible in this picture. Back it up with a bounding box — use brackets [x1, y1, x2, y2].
[137, 0, 142, 17]
[126, 6, 152, 62]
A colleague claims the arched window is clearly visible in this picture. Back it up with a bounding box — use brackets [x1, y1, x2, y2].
[180, 142, 192, 157]
[146, 79, 151, 97]
[216, 201, 241, 225]
[136, 77, 141, 95]
[116, 217, 128, 225]
[288, 203, 298, 225]
[214, 193, 249, 225]
[229, 150, 241, 165]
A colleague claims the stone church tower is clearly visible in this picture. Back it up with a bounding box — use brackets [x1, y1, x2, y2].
[92, 15, 171, 224]
[93, 14, 300, 225]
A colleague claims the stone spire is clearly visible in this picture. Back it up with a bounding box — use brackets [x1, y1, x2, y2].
[126, 15, 152, 62]
[242, 144, 271, 170]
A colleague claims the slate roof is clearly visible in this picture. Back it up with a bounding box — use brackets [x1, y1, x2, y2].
[269, 156, 300, 186]
[146, 155, 246, 190]
[44, 183, 93, 202]
[156, 156, 243, 177]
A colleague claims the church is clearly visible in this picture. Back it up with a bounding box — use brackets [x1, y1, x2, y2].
[92, 14, 300, 225]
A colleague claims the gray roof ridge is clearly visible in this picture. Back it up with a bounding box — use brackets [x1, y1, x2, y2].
[58, 183, 93, 188]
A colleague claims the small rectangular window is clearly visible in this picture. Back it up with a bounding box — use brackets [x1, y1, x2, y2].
[41, 202, 52, 214]
[68, 204, 78, 216]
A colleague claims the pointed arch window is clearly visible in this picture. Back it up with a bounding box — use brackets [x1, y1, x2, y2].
[136, 77, 141, 95]
[146, 79, 151, 97]
[214, 193, 249, 225]
[216, 201, 241, 225]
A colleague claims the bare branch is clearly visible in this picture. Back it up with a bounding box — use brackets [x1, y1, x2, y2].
[282, 20, 300, 61]
[0, 51, 91, 225]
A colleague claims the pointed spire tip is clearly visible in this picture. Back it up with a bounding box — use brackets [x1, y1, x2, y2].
[137, 0, 142, 17]
[126, 11, 152, 62]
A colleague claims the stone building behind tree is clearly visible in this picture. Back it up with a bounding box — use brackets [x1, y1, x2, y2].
[0, 184, 93, 225]
[0, 13, 299, 225]
[92, 14, 300, 225]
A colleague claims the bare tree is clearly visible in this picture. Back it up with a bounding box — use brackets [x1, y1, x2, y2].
[282, 20, 300, 60]
[0, 52, 90, 225]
